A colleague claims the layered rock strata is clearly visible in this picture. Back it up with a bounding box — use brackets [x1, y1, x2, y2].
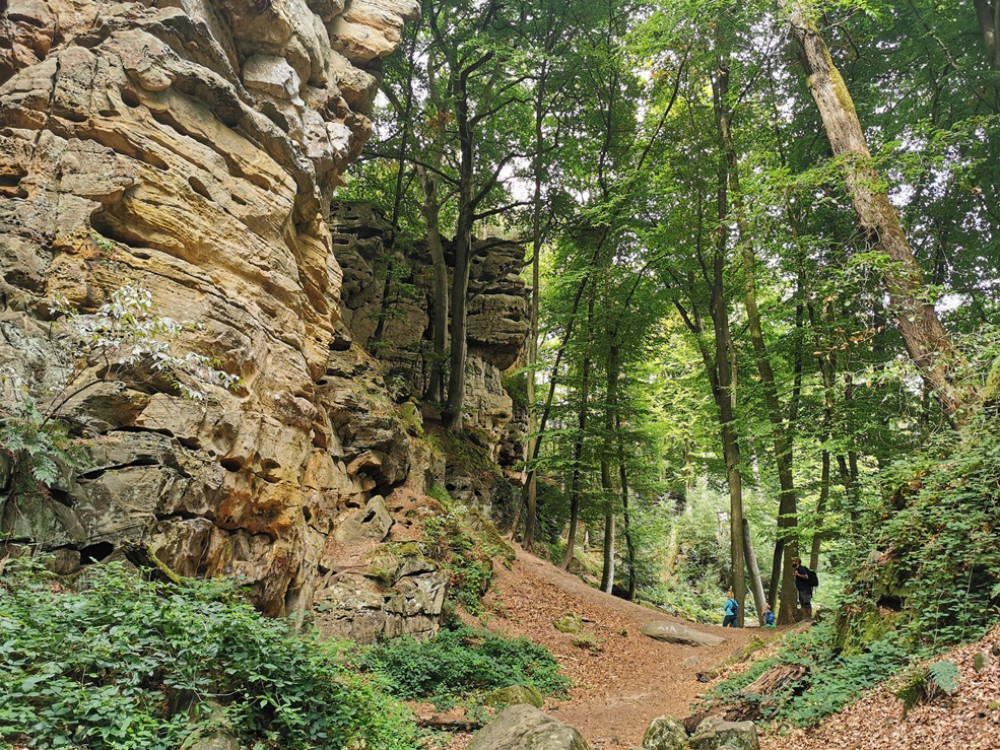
[0, 0, 421, 616]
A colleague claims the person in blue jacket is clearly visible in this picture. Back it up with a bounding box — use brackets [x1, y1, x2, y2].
[763, 603, 775, 627]
[722, 590, 739, 627]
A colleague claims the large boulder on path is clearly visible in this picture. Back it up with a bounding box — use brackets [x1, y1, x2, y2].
[643, 715, 689, 750]
[641, 621, 726, 647]
[468, 705, 589, 750]
[689, 716, 759, 750]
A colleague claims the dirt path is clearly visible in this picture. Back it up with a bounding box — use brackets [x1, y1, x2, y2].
[453, 548, 759, 749]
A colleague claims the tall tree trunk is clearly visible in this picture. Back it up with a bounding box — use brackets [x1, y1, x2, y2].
[709, 56, 746, 622]
[600, 336, 622, 593]
[521, 62, 548, 549]
[616, 416, 638, 600]
[714, 54, 798, 624]
[441, 48, 494, 431]
[784, 2, 974, 419]
[416, 98, 448, 402]
[600, 501, 615, 593]
[562, 298, 595, 570]
[975, 0, 1000, 97]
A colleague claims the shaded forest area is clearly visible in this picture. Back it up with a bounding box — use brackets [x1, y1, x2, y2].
[346, 0, 1000, 651]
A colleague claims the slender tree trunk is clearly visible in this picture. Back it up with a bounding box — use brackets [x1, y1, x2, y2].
[810, 451, 830, 572]
[784, 2, 974, 419]
[521, 63, 548, 549]
[715, 55, 799, 624]
[600, 333, 624, 593]
[562, 298, 595, 570]
[975, 0, 1000, 97]
[710, 57, 746, 623]
[600, 501, 615, 593]
[442, 47, 494, 431]
[417, 115, 449, 401]
[743, 518, 766, 624]
[616, 417, 638, 600]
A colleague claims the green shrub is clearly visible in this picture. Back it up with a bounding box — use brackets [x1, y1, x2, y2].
[0, 560, 419, 749]
[709, 620, 910, 725]
[363, 623, 569, 708]
[423, 510, 511, 615]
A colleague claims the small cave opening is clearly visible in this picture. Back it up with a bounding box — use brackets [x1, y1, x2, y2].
[876, 594, 903, 612]
[80, 542, 115, 564]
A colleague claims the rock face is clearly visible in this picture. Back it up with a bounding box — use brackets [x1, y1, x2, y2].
[0, 0, 421, 615]
[330, 201, 530, 514]
[468, 705, 590, 750]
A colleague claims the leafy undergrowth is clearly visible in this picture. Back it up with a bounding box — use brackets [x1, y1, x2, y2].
[0, 557, 572, 749]
[363, 622, 570, 710]
[757, 622, 1000, 750]
[0, 560, 420, 750]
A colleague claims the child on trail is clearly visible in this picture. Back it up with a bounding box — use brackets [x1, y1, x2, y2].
[763, 603, 775, 627]
[722, 590, 739, 627]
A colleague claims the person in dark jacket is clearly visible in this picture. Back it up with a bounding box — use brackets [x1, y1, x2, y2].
[791, 557, 813, 620]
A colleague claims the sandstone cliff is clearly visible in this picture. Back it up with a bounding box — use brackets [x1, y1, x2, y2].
[0, 0, 424, 616]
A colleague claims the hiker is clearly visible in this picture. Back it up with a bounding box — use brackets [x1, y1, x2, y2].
[763, 603, 775, 627]
[791, 556, 813, 620]
[722, 590, 739, 627]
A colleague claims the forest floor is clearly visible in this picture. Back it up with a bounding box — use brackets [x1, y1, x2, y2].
[438, 546, 1000, 750]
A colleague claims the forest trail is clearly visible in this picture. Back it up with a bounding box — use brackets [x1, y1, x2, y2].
[446, 546, 1000, 750]
[449, 547, 760, 749]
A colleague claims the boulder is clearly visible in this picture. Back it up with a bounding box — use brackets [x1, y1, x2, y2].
[468, 705, 589, 750]
[689, 716, 759, 750]
[643, 716, 689, 750]
[484, 684, 545, 709]
[641, 622, 727, 647]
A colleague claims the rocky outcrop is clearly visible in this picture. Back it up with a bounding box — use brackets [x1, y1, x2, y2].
[0, 0, 420, 615]
[329, 201, 530, 494]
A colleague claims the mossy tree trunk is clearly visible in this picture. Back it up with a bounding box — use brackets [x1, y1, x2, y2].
[784, 2, 976, 420]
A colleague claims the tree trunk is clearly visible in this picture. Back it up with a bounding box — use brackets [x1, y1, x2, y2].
[616, 417, 638, 600]
[975, 0, 1000, 97]
[784, 2, 974, 419]
[743, 518, 766, 625]
[714, 54, 799, 625]
[562, 298, 595, 570]
[600, 504, 615, 593]
[710, 57, 746, 623]
[521, 62, 548, 549]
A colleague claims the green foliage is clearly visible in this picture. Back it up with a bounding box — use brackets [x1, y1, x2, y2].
[927, 659, 961, 695]
[363, 623, 569, 709]
[851, 415, 1000, 647]
[896, 659, 961, 711]
[423, 509, 511, 615]
[711, 621, 910, 725]
[0, 561, 419, 749]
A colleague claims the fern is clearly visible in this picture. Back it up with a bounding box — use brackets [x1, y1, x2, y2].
[928, 659, 960, 695]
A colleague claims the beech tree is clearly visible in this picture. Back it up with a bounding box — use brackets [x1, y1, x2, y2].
[781, 1, 977, 419]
